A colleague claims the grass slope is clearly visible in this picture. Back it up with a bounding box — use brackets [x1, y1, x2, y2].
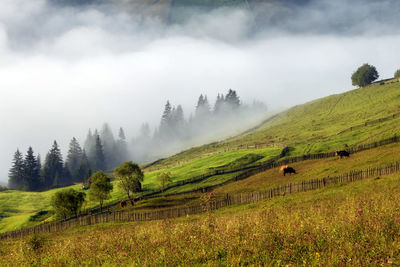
[0, 147, 280, 232]
[2, 80, 400, 233]
[152, 80, 400, 168]
[2, 172, 400, 265]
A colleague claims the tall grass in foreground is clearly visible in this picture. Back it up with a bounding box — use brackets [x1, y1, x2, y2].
[1, 175, 400, 266]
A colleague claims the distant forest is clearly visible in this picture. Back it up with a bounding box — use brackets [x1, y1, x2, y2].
[8, 89, 266, 191]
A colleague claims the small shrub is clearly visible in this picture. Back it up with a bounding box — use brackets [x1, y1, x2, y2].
[27, 234, 45, 252]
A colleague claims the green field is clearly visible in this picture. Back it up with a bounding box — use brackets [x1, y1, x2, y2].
[0, 147, 280, 232]
[151, 80, 400, 168]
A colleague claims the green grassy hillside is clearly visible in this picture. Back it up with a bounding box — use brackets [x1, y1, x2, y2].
[0, 147, 280, 233]
[2, 171, 400, 265]
[2, 80, 400, 233]
[153, 80, 400, 168]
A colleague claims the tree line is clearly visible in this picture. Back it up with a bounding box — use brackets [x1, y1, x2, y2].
[8, 125, 129, 191]
[132, 89, 267, 162]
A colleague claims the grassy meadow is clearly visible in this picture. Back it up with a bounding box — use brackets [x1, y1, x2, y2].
[153, 80, 400, 168]
[2, 172, 400, 265]
[0, 147, 280, 233]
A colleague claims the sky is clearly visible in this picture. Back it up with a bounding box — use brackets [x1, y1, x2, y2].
[0, 0, 400, 183]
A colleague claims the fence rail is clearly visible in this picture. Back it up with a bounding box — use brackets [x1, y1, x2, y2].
[73, 135, 400, 216]
[2, 161, 400, 240]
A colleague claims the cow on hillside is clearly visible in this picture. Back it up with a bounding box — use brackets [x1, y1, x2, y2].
[283, 167, 296, 176]
[120, 200, 127, 209]
[336, 150, 350, 159]
[279, 165, 288, 173]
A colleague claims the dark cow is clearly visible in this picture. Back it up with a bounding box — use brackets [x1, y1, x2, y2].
[336, 150, 350, 159]
[283, 167, 296, 176]
[120, 200, 127, 209]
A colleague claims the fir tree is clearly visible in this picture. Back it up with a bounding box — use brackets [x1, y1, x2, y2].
[93, 135, 106, 171]
[195, 94, 210, 118]
[42, 141, 64, 188]
[225, 89, 240, 108]
[116, 127, 129, 165]
[100, 123, 117, 169]
[83, 129, 95, 153]
[8, 149, 24, 190]
[160, 101, 172, 130]
[23, 147, 41, 191]
[214, 93, 225, 113]
[77, 150, 91, 182]
[66, 137, 83, 181]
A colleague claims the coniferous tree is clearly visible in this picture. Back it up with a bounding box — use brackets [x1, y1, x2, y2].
[100, 123, 117, 169]
[116, 127, 129, 165]
[42, 141, 64, 188]
[8, 149, 24, 190]
[160, 101, 172, 131]
[62, 163, 72, 184]
[225, 89, 240, 109]
[66, 137, 83, 181]
[83, 129, 95, 153]
[77, 150, 91, 182]
[214, 93, 225, 114]
[84, 129, 97, 166]
[195, 94, 211, 119]
[23, 147, 41, 191]
[93, 135, 106, 171]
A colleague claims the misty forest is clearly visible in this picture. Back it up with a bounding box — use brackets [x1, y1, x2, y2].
[8, 89, 266, 191]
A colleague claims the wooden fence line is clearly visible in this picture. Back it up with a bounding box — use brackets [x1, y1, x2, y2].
[337, 112, 400, 135]
[77, 135, 400, 216]
[2, 161, 400, 240]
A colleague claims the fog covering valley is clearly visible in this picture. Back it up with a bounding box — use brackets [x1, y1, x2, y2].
[1, 0, 400, 183]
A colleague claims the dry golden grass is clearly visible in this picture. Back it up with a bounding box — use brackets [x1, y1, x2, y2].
[213, 143, 400, 195]
[1, 173, 400, 266]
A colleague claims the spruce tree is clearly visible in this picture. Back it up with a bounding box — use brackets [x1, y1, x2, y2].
[160, 101, 172, 129]
[214, 93, 225, 114]
[93, 135, 106, 171]
[195, 94, 210, 118]
[225, 89, 240, 108]
[8, 149, 24, 190]
[23, 147, 41, 191]
[100, 123, 117, 169]
[77, 150, 91, 182]
[116, 127, 129, 165]
[42, 141, 64, 188]
[159, 101, 173, 140]
[66, 137, 83, 181]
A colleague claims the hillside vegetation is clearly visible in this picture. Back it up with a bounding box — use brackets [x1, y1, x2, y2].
[1, 80, 400, 234]
[153, 80, 400, 168]
[1, 172, 400, 265]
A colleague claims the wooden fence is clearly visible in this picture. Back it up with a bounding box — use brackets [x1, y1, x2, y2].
[77, 135, 400, 215]
[2, 161, 400, 240]
[337, 112, 400, 135]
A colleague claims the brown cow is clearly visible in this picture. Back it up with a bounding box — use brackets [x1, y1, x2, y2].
[120, 200, 127, 209]
[279, 165, 288, 172]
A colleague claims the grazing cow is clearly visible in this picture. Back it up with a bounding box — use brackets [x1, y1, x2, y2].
[279, 165, 288, 172]
[120, 200, 127, 209]
[336, 150, 350, 159]
[283, 167, 296, 176]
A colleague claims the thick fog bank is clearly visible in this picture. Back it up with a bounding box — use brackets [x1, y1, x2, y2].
[1, 0, 400, 182]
